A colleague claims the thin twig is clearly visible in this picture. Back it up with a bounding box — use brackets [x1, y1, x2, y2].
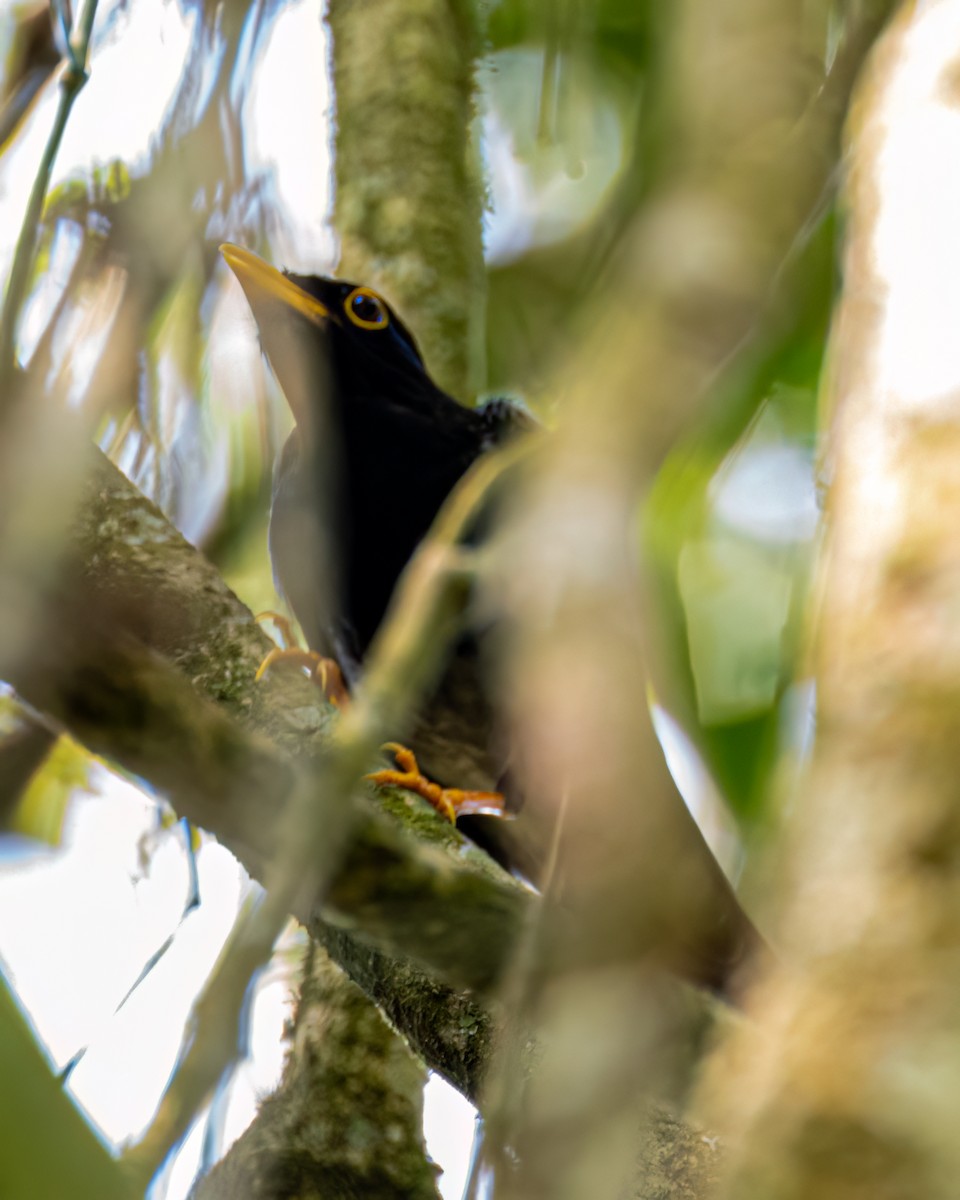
[0, 0, 100, 385]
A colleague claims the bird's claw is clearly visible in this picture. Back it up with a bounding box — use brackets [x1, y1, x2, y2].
[365, 742, 507, 823]
[254, 612, 349, 706]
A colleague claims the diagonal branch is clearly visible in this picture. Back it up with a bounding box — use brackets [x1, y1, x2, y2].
[3, 445, 528, 1099]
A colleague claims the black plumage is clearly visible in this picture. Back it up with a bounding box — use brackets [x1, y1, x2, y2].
[272, 277, 523, 674]
[221, 245, 527, 804]
[221, 244, 765, 994]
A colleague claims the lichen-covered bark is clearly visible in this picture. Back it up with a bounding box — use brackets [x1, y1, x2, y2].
[3, 434, 732, 1192]
[632, 1106, 724, 1200]
[192, 945, 440, 1200]
[315, 923, 497, 1102]
[701, 5, 960, 1198]
[329, 0, 485, 400]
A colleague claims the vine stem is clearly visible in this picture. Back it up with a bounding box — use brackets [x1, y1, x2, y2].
[0, 0, 100, 386]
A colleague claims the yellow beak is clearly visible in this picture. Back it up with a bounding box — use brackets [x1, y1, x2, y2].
[220, 243, 339, 430]
[219, 244, 337, 328]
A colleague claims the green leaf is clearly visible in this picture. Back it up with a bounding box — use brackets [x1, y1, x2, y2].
[642, 211, 835, 823]
[0, 976, 135, 1200]
[13, 734, 93, 845]
[679, 535, 794, 726]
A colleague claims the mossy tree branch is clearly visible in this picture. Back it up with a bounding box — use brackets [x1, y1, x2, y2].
[3, 445, 526, 1102]
[190, 943, 441, 1200]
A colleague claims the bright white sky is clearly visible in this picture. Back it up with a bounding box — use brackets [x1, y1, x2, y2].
[2, 0, 957, 1196]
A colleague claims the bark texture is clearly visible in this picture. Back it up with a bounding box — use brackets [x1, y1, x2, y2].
[192, 944, 440, 1200]
[330, 0, 485, 400]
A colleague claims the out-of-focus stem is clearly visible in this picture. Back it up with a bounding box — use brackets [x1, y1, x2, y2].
[0, 0, 99, 386]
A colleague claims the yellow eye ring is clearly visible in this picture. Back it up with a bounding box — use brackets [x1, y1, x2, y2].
[345, 286, 390, 330]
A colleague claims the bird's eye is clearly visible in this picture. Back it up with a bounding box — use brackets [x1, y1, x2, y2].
[345, 287, 389, 330]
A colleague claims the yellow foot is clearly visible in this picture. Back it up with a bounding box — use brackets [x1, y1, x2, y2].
[365, 742, 507, 823]
[254, 612, 349, 707]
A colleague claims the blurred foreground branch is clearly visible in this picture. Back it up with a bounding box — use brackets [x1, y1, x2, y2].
[483, 2, 894, 1198]
[701, 5, 960, 1196]
[0, 0, 99, 383]
[123, 430, 537, 1179]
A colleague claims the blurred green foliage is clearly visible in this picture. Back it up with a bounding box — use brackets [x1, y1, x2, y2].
[13, 731, 91, 843]
[645, 210, 835, 821]
[0, 974, 134, 1199]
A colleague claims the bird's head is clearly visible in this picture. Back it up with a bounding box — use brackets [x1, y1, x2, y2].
[220, 243, 428, 436]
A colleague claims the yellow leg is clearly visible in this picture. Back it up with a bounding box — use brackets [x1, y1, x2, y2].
[255, 610, 299, 648]
[254, 613, 349, 706]
[365, 742, 506, 823]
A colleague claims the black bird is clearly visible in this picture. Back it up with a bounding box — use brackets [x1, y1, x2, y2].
[220, 243, 529, 820]
[220, 244, 764, 993]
